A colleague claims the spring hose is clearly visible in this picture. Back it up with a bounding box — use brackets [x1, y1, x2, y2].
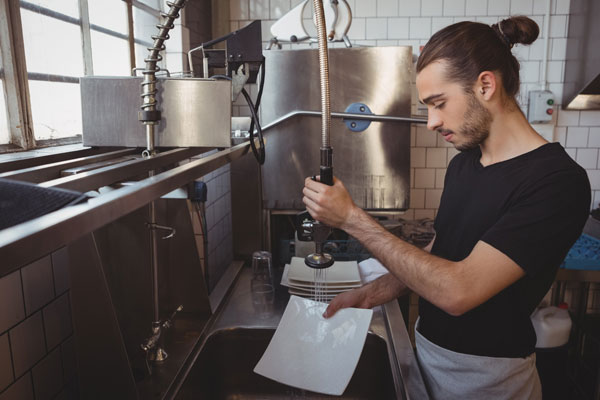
[139, 0, 186, 147]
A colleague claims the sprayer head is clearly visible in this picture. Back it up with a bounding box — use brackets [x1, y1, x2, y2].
[305, 252, 334, 269]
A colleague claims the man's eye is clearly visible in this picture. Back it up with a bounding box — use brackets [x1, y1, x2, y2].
[434, 102, 445, 110]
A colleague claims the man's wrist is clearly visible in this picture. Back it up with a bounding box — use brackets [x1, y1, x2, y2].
[340, 204, 362, 233]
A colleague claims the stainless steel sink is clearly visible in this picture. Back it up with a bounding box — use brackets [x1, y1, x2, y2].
[168, 266, 427, 400]
[175, 327, 396, 399]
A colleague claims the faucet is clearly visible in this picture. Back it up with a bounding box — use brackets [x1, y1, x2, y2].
[296, 0, 335, 270]
[141, 305, 183, 363]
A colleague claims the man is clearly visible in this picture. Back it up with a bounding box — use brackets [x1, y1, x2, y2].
[302, 16, 590, 399]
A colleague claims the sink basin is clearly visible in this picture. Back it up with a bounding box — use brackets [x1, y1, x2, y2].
[175, 328, 397, 399]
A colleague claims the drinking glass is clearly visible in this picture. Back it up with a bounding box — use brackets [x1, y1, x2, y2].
[251, 251, 274, 318]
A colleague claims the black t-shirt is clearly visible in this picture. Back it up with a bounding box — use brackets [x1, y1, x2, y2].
[419, 142, 590, 358]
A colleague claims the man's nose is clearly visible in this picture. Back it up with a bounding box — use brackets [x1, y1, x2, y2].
[427, 111, 442, 131]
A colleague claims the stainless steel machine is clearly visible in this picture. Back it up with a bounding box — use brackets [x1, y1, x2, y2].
[260, 47, 413, 211]
[80, 77, 232, 148]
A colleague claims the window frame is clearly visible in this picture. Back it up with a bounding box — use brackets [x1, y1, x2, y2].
[0, 0, 162, 153]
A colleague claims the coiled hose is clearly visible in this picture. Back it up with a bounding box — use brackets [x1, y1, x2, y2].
[139, 0, 186, 155]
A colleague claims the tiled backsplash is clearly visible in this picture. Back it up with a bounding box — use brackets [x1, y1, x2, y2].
[193, 151, 234, 292]
[0, 248, 76, 399]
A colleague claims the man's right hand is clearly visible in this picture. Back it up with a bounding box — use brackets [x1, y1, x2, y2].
[323, 287, 370, 318]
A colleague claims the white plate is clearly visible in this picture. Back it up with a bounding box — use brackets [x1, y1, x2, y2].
[254, 295, 373, 396]
[287, 257, 361, 284]
[287, 285, 348, 295]
[287, 289, 338, 301]
[281, 264, 362, 289]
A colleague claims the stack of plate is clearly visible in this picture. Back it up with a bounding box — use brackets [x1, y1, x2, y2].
[281, 257, 362, 301]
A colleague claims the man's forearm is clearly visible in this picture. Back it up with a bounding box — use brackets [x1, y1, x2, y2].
[362, 273, 409, 308]
[343, 208, 456, 311]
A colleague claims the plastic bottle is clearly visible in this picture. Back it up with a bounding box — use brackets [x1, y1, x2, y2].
[530, 303, 572, 348]
[532, 303, 572, 399]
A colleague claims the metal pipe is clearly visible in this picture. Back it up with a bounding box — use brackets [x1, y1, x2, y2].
[540, 0, 552, 91]
[313, 0, 331, 149]
[259, 110, 427, 133]
[149, 199, 160, 322]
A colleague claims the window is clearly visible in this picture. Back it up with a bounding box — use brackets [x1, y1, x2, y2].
[0, 0, 189, 151]
[88, 0, 131, 76]
[133, 6, 165, 72]
[0, 51, 9, 145]
[20, 1, 83, 141]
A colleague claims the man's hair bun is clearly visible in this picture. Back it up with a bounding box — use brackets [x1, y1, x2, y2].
[495, 16, 540, 47]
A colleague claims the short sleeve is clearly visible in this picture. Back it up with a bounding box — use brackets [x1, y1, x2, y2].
[481, 169, 590, 276]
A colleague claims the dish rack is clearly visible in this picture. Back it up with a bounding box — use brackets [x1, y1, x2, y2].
[561, 234, 600, 270]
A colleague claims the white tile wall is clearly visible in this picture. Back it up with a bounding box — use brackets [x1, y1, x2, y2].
[465, 0, 487, 16]
[355, 0, 377, 17]
[366, 17, 388, 39]
[422, 0, 443, 16]
[409, 17, 431, 38]
[398, 0, 421, 16]
[443, 0, 465, 16]
[426, 148, 447, 168]
[270, 0, 291, 19]
[414, 168, 436, 188]
[580, 111, 600, 126]
[511, 0, 533, 14]
[567, 127, 589, 148]
[487, 0, 510, 16]
[229, 0, 600, 214]
[378, 0, 398, 16]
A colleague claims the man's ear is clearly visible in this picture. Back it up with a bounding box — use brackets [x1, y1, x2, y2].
[476, 71, 497, 101]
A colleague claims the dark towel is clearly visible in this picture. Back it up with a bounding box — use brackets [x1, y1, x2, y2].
[0, 178, 87, 230]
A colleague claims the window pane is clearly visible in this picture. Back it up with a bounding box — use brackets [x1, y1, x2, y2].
[88, 0, 128, 35]
[24, 0, 79, 19]
[0, 81, 9, 145]
[29, 81, 82, 140]
[21, 9, 84, 76]
[91, 32, 130, 76]
[133, 7, 166, 70]
[136, 0, 162, 11]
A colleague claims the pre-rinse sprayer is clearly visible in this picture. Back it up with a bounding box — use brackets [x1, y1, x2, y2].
[139, 0, 186, 156]
[301, 0, 335, 270]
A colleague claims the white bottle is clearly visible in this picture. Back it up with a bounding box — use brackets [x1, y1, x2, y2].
[530, 303, 572, 348]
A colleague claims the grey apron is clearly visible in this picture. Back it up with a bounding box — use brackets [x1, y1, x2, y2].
[415, 319, 542, 400]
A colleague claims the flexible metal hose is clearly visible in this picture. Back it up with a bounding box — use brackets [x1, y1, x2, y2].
[312, 0, 331, 149]
[139, 0, 186, 154]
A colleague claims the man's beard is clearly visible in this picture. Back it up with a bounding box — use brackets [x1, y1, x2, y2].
[444, 92, 493, 152]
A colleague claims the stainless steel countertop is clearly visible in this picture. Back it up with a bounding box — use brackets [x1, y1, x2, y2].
[204, 265, 428, 400]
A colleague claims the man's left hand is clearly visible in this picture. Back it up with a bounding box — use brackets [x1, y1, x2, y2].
[302, 176, 357, 230]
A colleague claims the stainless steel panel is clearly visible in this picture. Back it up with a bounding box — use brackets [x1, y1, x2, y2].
[261, 47, 412, 210]
[81, 77, 232, 147]
[563, 0, 600, 109]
